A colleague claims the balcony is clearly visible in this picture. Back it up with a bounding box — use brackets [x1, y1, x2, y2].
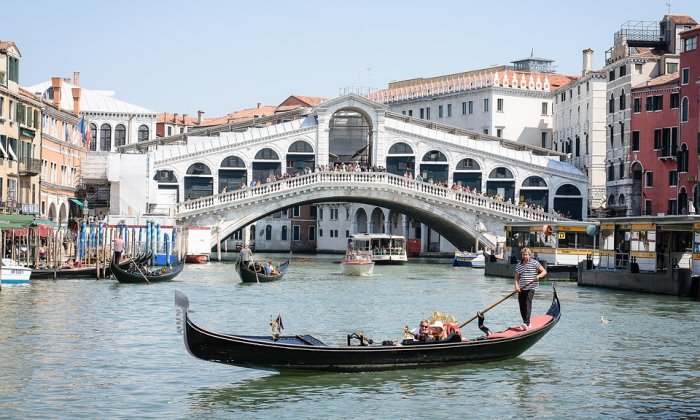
[19, 158, 41, 176]
[659, 145, 678, 161]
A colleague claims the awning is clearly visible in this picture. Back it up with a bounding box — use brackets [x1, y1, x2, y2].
[0, 214, 35, 230]
[32, 219, 58, 229]
[70, 198, 85, 208]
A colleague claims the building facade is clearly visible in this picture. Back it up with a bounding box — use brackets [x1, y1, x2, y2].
[680, 26, 700, 212]
[0, 41, 41, 216]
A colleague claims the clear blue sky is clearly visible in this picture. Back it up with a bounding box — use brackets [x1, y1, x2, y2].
[5, 0, 700, 118]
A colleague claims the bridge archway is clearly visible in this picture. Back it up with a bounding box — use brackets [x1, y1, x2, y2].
[554, 184, 583, 219]
[386, 142, 415, 177]
[370, 208, 385, 233]
[329, 108, 372, 166]
[419, 150, 448, 183]
[219, 156, 246, 192]
[487, 167, 515, 202]
[185, 163, 213, 199]
[453, 158, 482, 190]
[286, 141, 315, 175]
[354, 208, 368, 233]
[520, 176, 548, 210]
[253, 148, 281, 182]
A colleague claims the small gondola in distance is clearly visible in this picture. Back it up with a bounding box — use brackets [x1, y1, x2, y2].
[111, 258, 185, 283]
[235, 259, 290, 283]
[174, 286, 561, 372]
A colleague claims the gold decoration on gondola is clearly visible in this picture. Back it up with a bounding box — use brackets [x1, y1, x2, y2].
[427, 311, 458, 325]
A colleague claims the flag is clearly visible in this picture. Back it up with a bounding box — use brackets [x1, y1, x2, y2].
[275, 314, 284, 332]
[64, 121, 70, 140]
[83, 116, 92, 148]
[77, 115, 86, 140]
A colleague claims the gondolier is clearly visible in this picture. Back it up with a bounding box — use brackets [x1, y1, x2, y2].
[239, 245, 253, 268]
[514, 247, 547, 331]
[113, 233, 125, 263]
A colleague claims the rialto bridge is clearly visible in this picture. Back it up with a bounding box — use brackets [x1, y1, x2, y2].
[121, 94, 587, 250]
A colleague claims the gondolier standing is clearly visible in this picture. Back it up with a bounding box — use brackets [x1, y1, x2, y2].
[514, 247, 547, 331]
[239, 244, 253, 268]
[113, 233, 125, 263]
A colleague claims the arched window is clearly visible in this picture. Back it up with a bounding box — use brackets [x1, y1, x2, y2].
[609, 93, 615, 113]
[281, 226, 288, 241]
[186, 162, 212, 175]
[488, 167, 514, 179]
[288, 141, 313, 153]
[679, 144, 689, 173]
[265, 225, 272, 240]
[221, 156, 245, 168]
[89, 123, 97, 151]
[115, 124, 126, 147]
[153, 170, 178, 183]
[556, 185, 581, 195]
[100, 123, 111, 151]
[389, 142, 413, 154]
[619, 194, 626, 206]
[522, 176, 547, 187]
[681, 97, 689, 122]
[255, 148, 279, 160]
[456, 158, 480, 170]
[608, 194, 616, 206]
[138, 125, 149, 142]
[619, 89, 626, 110]
[421, 150, 447, 162]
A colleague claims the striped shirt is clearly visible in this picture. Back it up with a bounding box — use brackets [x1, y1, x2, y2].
[515, 259, 542, 290]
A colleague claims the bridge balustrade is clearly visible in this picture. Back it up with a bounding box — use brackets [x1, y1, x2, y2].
[176, 171, 560, 222]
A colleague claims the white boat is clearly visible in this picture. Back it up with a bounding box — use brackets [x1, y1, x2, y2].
[350, 234, 408, 265]
[0, 258, 33, 285]
[452, 251, 478, 267]
[340, 252, 375, 276]
[470, 254, 486, 268]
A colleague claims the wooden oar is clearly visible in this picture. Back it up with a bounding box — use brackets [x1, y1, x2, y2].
[124, 257, 150, 284]
[459, 277, 541, 328]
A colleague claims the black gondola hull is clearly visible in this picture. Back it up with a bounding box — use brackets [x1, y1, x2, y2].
[175, 287, 560, 372]
[112, 259, 185, 283]
[31, 258, 133, 279]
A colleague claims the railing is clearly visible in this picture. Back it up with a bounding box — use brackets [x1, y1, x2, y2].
[177, 171, 561, 222]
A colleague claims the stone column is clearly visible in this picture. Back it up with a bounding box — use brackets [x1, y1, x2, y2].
[421, 223, 429, 253]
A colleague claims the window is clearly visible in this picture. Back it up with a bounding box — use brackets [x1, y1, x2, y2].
[619, 65, 626, 77]
[438, 105, 443, 118]
[8, 56, 19, 83]
[560, 92, 565, 102]
[319, 208, 323, 220]
[609, 69, 615, 81]
[483, 99, 489, 112]
[681, 97, 689, 122]
[541, 132, 547, 148]
[647, 95, 663, 111]
[668, 199, 678, 215]
[607, 164, 614, 181]
[138, 125, 149, 142]
[115, 124, 126, 147]
[575, 136, 580, 157]
[635, 63, 643, 74]
[167, 126, 172, 136]
[496, 128, 503, 138]
[610, 125, 614, 146]
[633, 98, 641, 113]
[619, 90, 626, 110]
[482, 128, 488, 135]
[100, 124, 111, 151]
[293, 225, 300, 241]
[654, 129, 662, 149]
[669, 170, 678, 186]
[683, 36, 697, 52]
[462, 102, 467, 115]
[646, 96, 653, 111]
[632, 131, 640, 151]
[425, 107, 430, 120]
[308, 226, 316, 241]
[670, 93, 680, 109]
[447, 104, 452, 117]
[468, 101, 473, 114]
[645, 172, 653, 187]
[645, 200, 652, 215]
[319, 229, 323, 237]
[419, 108, 424, 119]
[682, 68, 690, 85]
[497, 98, 504, 112]
[541, 102, 548, 115]
[293, 206, 300, 217]
[408, 110, 412, 117]
[281, 226, 287, 240]
[620, 122, 624, 145]
[619, 162, 625, 179]
[609, 94, 615, 113]
[667, 62, 678, 73]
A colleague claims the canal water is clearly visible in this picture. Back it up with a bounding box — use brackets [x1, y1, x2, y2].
[1, 254, 699, 418]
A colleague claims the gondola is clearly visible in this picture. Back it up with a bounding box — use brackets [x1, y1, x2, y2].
[111, 258, 185, 283]
[174, 286, 561, 372]
[235, 259, 290, 283]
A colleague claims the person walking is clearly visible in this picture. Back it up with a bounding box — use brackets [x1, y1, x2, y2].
[514, 247, 547, 331]
[113, 233, 125, 263]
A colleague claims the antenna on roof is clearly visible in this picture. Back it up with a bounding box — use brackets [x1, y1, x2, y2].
[531, 48, 534, 57]
[666, 2, 671, 15]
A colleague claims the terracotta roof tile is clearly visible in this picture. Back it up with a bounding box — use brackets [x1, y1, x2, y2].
[668, 15, 697, 25]
[0, 41, 16, 52]
[157, 112, 199, 125]
[633, 72, 679, 89]
[201, 105, 278, 126]
[278, 95, 327, 107]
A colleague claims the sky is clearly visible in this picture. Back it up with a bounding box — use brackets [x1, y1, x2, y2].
[4, 0, 700, 118]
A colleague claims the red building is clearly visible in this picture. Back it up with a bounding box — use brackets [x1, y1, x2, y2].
[680, 27, 700, 210]
[631, 74, 681, 215]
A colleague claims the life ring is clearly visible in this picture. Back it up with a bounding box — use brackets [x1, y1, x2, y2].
[542, 225, 553, 237]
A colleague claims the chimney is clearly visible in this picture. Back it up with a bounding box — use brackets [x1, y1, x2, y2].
[257, 102, 261, 108]
[73, 71, 80, 87]
[582, 48, 594, 76]
[182, 113, 188, 124]
[51, 77, 62, 109]
[71, 87, 81, 115]
[197, 110, 204, 125]
[173, 113, 178, 124]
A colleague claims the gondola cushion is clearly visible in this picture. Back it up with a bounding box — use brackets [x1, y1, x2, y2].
[486, 314, 553, 339]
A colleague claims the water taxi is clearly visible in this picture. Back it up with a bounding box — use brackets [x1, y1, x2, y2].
[0, 258, 33, 285]
[484, 220, 599, 281]
[350, 234, 407, 265]
[452, 251, 479, 267]
[340, 251, 375, 276]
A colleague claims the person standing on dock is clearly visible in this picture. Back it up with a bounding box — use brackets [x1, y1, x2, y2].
[113, 233, 125, 263]
[514, 247, 547, 331]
